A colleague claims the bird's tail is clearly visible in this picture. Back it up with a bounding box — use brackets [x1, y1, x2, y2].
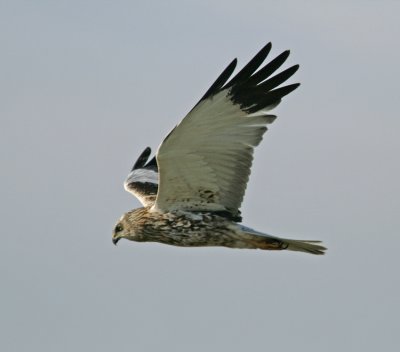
[239, 225, 326, 255]
[280, 238, 326, 255]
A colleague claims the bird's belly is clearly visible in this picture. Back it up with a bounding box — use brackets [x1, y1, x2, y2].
[143, 226, 234, 247]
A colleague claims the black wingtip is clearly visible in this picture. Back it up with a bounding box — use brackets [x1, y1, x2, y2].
[257, 64, 300, 91]
[132, 147, 152, 170]
[195, 42, 300, 114]
[226, 43, 272, 89]
[199, 58, 238, 102]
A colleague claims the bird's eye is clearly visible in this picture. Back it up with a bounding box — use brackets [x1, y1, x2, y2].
[115, 224, 123, 233]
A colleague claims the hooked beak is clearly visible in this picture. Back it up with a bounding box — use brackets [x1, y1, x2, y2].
[112, 236, 120, 245]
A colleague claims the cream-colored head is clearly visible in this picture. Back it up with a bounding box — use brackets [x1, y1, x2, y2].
[112, 213, 130, 245]
[112, 208, 148, 245]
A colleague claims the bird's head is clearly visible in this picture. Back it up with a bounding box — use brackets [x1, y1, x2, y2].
[112, 208, 148, 245]
[112, 215, 129, 245]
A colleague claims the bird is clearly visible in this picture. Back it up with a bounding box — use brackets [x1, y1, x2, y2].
[112, 42, 326, 255]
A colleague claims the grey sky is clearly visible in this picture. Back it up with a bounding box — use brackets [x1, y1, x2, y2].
[1, 1, 399, 351]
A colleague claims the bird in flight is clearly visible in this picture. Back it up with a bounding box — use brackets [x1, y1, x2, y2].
[112, 42, 326, 255]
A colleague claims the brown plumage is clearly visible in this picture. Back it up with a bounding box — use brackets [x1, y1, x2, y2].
[113, 43, 326, 255]
[113, 208, 325, 255]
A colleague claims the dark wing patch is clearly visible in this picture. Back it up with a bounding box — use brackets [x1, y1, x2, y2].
[124, 147, 159, 207]
[131, 147, 157, 172]
[197, 42, 299, 114]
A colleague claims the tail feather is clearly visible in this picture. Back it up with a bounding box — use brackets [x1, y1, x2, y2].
[239, 225, 326, 255]
[282, 239, 326, 255]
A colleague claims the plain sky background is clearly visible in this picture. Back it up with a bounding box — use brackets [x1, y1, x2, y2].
[1, 1, 399, 351]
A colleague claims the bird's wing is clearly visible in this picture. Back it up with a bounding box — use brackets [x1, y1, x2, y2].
[154, 43, 299, 218]
[124, 147, 158, 207]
